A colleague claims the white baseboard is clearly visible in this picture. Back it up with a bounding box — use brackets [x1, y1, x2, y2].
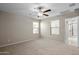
[0, 39, 36, 48]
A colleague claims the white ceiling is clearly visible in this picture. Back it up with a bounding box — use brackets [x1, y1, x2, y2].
[0, 3, 79, 19]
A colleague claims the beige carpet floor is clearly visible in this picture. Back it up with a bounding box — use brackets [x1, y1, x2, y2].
[0, 39, 79, 55]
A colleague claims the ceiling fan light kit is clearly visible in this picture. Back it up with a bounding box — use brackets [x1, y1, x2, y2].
[33, 6, 51, 18]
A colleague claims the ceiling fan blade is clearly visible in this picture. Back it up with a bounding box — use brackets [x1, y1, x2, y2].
[43, 14, 49, 16]
[43, 9, 51, 13]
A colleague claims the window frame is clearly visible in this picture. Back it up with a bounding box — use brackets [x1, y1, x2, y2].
[33, 22, 39, 34]
[50, 20, 60, 35]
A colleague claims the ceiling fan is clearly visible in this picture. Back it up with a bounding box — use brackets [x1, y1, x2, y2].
[34, 6, 51, 17]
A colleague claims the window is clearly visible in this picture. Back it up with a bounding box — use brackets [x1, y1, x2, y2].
[33, 22, 39, 34]
[51, 20, 59, 35]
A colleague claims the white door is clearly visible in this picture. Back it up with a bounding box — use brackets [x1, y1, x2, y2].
[65, 17, 78, 47]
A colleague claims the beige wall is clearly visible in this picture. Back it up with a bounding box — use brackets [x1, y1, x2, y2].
[0, 11, 38, 47]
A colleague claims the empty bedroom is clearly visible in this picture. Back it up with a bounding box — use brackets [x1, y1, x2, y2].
[0, 3, 79, 55]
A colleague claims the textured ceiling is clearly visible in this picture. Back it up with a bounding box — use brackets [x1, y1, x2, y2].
[0, 3, 79, 19]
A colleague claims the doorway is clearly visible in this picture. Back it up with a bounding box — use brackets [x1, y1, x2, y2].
[65, 17, 78, 47]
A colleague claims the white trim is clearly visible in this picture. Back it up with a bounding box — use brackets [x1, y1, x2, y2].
[0, 39, 36, 48]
